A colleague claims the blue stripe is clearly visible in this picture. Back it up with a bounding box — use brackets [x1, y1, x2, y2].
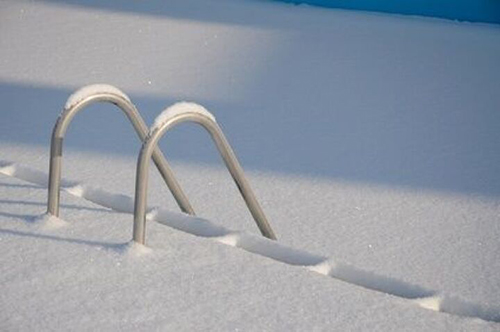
[276, 0, 500, 24]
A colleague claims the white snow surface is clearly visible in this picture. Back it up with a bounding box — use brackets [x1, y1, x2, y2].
[0, 171, 497, 331]
[65, 84, 131, 110]
[0, 0, 499, 330]
[152, 102, 216, 131]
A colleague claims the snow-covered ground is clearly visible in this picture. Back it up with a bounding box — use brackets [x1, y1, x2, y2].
[1, 0, 499, 330]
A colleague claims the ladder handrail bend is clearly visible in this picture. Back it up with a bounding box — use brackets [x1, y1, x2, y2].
[47, 86, 195, 217]
[132, 103, 277, 245]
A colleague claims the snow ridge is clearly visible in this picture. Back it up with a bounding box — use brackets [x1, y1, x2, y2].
[152, 102, 216, 132]
[1, 160, 499, 324]
[64, 84, 131, 110]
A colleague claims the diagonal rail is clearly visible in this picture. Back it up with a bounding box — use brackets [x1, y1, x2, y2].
[47, 85, 195, 217]
[133, 102, 277, 244]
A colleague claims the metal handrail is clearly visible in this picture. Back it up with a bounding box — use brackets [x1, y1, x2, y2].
[132, 106, 277, 245]
[47, 88, 195, 217]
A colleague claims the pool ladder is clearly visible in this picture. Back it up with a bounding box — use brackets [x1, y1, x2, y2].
[47, 85, 277, 245]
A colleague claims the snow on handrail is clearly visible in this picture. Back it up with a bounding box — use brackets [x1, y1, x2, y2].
[47, 84, 195, 217]
[133, 102, 277, 244]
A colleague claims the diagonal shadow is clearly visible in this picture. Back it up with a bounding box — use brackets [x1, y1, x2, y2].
[0, 199, 113, 214]
[1, 2, 499, 197]
[0, 211, 39, 221]
[0, 181, 40, 190]
[40, 0, 500, 25]
[0, 228, 125, 250]
[1, 81, 499, 197]
[38, 0, 302, 30]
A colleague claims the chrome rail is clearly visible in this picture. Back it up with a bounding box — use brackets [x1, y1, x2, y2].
[47, 87, 195, 217]
[132, 104, 277, 244]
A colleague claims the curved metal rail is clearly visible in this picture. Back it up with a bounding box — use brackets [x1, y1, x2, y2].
[133, 106, 277, 244]
[47, 89, 195, 217]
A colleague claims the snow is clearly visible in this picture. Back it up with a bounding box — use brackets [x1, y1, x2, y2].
[0, 0, 499, 330]
[64, 84, 131, 110]
[152, 102, 217, 132]
[2, 160, 500, 325]
[31, 213, 69, 229]
[0, 172, 497, 330]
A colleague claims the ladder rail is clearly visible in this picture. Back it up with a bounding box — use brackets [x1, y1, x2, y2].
[47, 90, 195, 217]
[133, 109, 277, 245]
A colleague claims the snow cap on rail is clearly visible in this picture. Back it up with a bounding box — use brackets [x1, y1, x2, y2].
[152, 102, 217, 131]
[64, 84, 131, 110]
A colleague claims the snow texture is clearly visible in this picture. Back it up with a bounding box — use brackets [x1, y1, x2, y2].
[1, 161, 500, 324]
[152, 102, 217, 132]
[0, 0, 499, 330]
[3, 171, 494, 331]
[64, 84, 131, 110]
